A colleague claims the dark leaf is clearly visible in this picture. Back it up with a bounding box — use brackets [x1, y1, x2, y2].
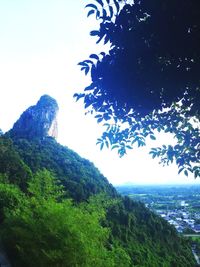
[109, 5, 113, 17]
[96, 10, 100, 19]
[78, 62, 88, 67]
[100, 142, 104, 150]
[102, 8, 107, 19]
[95, 0, 104, 7]
[89, 54, 99, 60]
[95, 114, 102, 118]
[90, 30, 100, 36]
[105, 140, 109, 148]
[178, 167, 184, 174]
[85, 4, 98, 9]
[84, 67, 90, 75]
[83, 60, 94, 65]
[104, 35, 110, 44]
[150, 135, 156, 140]
[103, 113, 111, 121]
[100, 52, 106, 57]
[73, 93, 85, 101]
[131, 138, 137, 145]
[152, 153, 157, 159]
[194, 170, 200, 178]
[103, 123, 110, 131]
[111, 145, 119, 150]
[97, 117, 103, 123]
[113, 0, 120, 14]
[84, 99, 92, 109]
[84, 84, 95, 91]
[96, 34, 105, 44]
[87, 9, 95, 17]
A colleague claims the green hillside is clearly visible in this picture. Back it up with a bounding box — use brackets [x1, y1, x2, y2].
[10, 136, 117, 202]
[0, 135, 196, 266]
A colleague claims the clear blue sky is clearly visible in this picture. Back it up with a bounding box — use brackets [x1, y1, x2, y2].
[0, 0, 199, 185]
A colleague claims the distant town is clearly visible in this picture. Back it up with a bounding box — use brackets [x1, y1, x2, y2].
[116, 184, 200, 264]
[116, 184, 200, 234]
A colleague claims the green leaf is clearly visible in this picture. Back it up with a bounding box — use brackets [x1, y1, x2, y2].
[111, 145, 119, 150]
[103, 123, 110, 131]
[194, 170, 199, 178]
[105, 140, 109, 148]
[100, 142, 104, 150]
[150, 135, 156, 140]
[178, 167, 184, 174]
[131, 138, 137, 145]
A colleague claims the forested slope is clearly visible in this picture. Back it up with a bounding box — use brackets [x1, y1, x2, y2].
[0, 95, 196, 266]
[0, 135, 196, 267]
[11, 136, 116, 202]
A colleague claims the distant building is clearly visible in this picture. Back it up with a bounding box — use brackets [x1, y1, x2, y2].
[182, 212, 189, 219]
[193, 225, 200, 233]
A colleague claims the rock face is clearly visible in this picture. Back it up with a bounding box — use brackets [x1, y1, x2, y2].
[9, 95, 59, 139]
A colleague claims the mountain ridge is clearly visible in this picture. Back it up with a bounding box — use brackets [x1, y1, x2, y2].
[8, 95, 58, 140]
[0, 95, 196, 266]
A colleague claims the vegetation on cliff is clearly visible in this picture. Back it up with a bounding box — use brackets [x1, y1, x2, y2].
[0, 135, 196, 266]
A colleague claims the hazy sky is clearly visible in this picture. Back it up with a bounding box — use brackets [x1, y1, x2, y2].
[0, 0, 199, 185]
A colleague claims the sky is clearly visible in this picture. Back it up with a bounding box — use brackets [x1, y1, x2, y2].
[0, 0, 199, 185]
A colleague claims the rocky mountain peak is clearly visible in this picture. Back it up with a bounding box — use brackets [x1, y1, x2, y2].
[9, 95, 59, 139]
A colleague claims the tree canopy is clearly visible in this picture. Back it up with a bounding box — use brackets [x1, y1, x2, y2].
[75, 0, 200, 178]
[0, 133, 196, 266]
[0, 169, 195, 267]
[1, 170, 131, 267]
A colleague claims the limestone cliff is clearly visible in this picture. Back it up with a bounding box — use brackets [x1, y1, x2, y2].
[8, 95, 59, 139]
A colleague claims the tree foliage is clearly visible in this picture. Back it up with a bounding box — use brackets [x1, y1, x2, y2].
[1, 171, 131, 267]
[0, 135, 196, 266]
[105, 196, 195, 267]
[75, 0, 200, 177]
[10, 137, 117, 201]
[0, 137, 32, 190]
[0, 171, 195, 267]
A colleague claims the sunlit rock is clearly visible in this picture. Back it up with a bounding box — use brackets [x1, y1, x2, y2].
[9, 95, 59, 139]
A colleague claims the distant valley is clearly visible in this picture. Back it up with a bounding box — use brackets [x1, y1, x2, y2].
[116, 184, 200, 263]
